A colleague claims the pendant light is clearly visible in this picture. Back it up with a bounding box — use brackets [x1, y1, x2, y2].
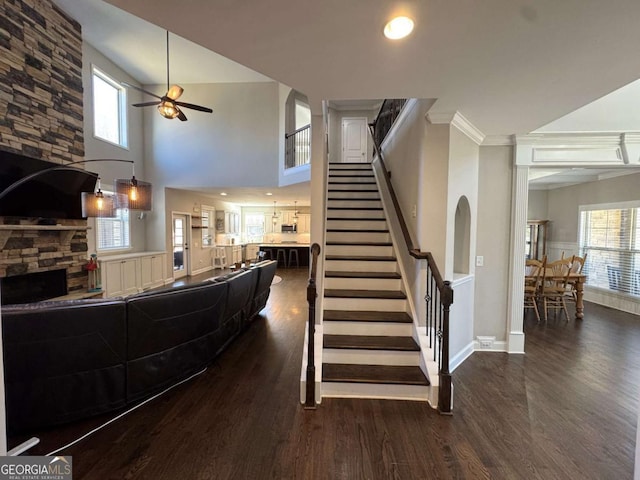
[81, 177, 117, 218]
[114, 162, 153, 211]
[272, 201, 278, 224]
[293, 201, 299, 224]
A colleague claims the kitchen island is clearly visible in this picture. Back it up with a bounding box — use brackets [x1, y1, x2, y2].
[259, 243, 310, 267]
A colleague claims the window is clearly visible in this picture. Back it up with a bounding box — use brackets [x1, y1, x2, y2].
[201, 206, 215, 247]
[579, 202, 640, 296]
[92, 66, 127, 147]
[245, 213, 266, 242]
[96, 198, 130, 251]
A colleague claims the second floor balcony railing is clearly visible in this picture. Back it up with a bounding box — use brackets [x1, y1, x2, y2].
[285, 124, 310, 169]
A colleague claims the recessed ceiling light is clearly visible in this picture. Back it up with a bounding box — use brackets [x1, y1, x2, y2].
[384, 16, 414, 40]
[220, 192, 228, 196]
[266, 192, 273, 196]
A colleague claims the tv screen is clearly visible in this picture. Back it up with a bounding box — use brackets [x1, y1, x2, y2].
[0, 151, 97, 219]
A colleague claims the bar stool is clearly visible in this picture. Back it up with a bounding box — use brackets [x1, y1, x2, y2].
[288, 249, 299, 268]
[276, 249, 287, 268]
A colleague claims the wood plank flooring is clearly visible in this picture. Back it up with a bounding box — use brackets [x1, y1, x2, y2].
[9, 267, 640, 479]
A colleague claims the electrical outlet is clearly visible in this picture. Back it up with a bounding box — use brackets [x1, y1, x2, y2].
[477, 336, 495, 349]
[476, 256, 484, 267]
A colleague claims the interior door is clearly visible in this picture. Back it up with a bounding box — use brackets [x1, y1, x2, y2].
[342, 117, 368, 163]
[172, 213, 189, 279]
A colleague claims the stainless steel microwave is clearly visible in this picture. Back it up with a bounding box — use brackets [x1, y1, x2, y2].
[281, 224, 297, 233]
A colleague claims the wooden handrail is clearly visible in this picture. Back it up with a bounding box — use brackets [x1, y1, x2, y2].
[285, 124, 310, 139]
[370, 101, 453, 414]
[305, 243, 321, 409]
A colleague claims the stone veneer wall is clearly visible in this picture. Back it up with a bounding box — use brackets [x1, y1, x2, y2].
[0, 0, 89, 295]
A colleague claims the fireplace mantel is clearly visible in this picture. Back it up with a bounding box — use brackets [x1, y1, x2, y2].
[0, 225, 90, 249]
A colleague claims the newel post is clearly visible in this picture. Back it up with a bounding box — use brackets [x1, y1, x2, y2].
[438, 280, 453, 414]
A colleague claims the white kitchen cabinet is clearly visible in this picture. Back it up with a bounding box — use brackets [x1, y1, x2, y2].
[217, 211, 240, 234]
[245, 244, 260, 262]
[103, 257, 140, 297]
[297, 213, 311, 233]
[224, 245, 242, 265]
[141, 253, 166, 290]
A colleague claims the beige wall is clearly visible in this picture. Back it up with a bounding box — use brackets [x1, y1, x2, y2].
[327, 107, 377, 164]
[546, 172, 640, 245]
[475, 145, 514, 342]
[528, 190, 548, 221]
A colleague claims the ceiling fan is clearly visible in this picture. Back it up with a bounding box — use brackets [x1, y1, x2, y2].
[122, 31, 213, 121]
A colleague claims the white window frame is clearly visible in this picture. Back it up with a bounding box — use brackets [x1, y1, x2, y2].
[201, 205, 215, 248]
[578, 200, 640, 297]
[92, 66, 128, 148]
[96, 191, 131, 252]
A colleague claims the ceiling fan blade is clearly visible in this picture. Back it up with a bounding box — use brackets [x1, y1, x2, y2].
[121, 82, 163, 100]
[177, 108, 188, 121]
[167, 85, 184, 100]
[175, 101, 213, 113]
[132, 101, 161, 107]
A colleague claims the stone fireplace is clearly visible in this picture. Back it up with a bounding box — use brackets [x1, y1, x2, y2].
[0, 218, 89, 303]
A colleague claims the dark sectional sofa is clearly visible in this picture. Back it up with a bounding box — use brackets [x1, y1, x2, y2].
[2, 260, 277, 433]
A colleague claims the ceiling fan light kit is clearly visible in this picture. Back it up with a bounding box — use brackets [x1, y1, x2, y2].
[123, 31, 212, 121]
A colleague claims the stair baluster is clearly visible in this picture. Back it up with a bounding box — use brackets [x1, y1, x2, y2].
[305, 243, 321, 409]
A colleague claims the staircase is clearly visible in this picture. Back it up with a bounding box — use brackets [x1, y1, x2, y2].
[321, 162, 431, 401]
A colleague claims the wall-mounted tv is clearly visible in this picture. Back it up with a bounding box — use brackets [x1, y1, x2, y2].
[0, 150, 97, 220]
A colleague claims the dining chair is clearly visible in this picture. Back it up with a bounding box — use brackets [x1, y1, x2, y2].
[524, 259, 543, 322]
[566, 253, 587, 302]
[540, 258, 572, 322]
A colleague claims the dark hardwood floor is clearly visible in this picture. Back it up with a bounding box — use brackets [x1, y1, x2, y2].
[10, 268, 640, 479]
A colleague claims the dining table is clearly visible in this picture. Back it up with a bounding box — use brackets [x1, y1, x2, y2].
[532, 268, 587, 320]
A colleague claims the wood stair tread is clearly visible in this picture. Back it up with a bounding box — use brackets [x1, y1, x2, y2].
[324, 289, 406, 299]
[327, 207, 384, 211]
[325, 271, 401, 279]
[325, 255, 396, 261]
[324, 310, 412, 323]
[326, 241, 391, 246]
[322, 363, 429, 386]
[324, 334, 419, 351]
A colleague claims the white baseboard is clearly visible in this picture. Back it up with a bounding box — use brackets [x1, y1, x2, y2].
[191, 265, 213, 276]
[450, 341, 474, 372]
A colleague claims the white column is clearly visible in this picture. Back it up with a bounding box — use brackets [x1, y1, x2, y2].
[506, 165, 529, 353]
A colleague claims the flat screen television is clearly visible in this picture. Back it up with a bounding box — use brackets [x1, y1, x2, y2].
[0, 150, 97, 219]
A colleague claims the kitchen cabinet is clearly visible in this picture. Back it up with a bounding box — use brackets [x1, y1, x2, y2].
[225, 245, 242, 265]
[102, 252, 167, 297]
[141, 254, 166, 290]
[246, 244, 260, 262]
[216, 211, 240, 234]
[297, 213, 311, 233]
[103, 257, 140, 297]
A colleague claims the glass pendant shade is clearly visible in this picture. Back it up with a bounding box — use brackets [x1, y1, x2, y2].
[114, 176, 152, 211]
[81, 191, 117, 218]
[158, 100, 180, 119]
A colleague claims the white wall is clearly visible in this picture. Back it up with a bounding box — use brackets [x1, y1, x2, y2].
[82, 42, 148, 255]
[475, 145, 513, 342]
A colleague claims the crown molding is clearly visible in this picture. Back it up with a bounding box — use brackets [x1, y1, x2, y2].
[482, 135, 514, 146]
[426, 111, 485, 145]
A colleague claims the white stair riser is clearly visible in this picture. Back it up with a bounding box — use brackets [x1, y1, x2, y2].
[325, 231, 390, 243]
[324, 277, 402, 290]
[327, 219, 387, 231]
[327, 209, 385, 219]
[328, 183, 378, 191]
[323, 320, 412, 336]
[324, 297, 407, 311]
[323, 348, 419, 366]
[329, 164, 372, 169]
[325, 244, 393, 256]
[324, 259, 397, 272]
[321, 382, 430, 401]
[327, 199, 382, 208]
[328, 177, 376, 184]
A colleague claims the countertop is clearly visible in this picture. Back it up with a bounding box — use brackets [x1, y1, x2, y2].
[259, 243, 310, 247]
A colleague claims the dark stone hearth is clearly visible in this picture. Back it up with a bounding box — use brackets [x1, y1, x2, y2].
[39, 258, 56, 268]
[67, 269, 86, 279]
[5, 237, 33, 249]
[70, 242, 87, 252]
[6, 264, 28, 276]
